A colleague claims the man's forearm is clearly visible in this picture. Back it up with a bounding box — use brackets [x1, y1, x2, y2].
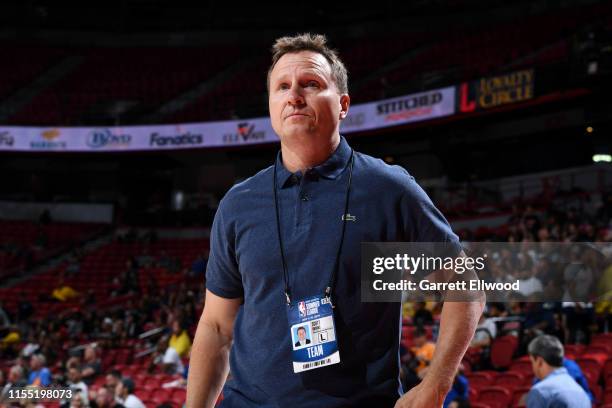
[422, 301, 484, 392]
[186, 320, 232, 408]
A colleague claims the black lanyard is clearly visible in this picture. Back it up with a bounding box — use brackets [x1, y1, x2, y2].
[273, 148, 355, 306]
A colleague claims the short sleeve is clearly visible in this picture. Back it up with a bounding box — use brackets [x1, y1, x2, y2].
[400, 175, 461, 251]
[526, 388, 546, 408]
[205, 201, 244, 299]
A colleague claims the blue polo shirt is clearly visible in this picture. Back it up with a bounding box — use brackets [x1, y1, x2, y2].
[206, 136, 460, 408]
[527, 367, 591, 408]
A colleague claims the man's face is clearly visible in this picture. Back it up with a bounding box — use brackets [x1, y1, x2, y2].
[115, 382, 125, 397]
[96, 388, 110, 407]
[30, 357, 40, 370]
[298, 328, 306, 341]
[68, 368, 80, 383]
[529, 355, 544, 379]
[106, 374, 118, 390]
[268, 51, 349, 144]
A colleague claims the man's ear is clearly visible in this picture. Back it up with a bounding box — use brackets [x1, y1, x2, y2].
[339, 94, 350, 120]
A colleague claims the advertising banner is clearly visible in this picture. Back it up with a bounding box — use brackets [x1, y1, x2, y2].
[457, 69, 535, 113]
[0, 87, 455, 153]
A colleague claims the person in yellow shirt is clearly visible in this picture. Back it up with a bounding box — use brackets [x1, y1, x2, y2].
[169, 320, 191, 358]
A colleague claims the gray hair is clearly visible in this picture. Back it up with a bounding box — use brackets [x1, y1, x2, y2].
[9, 365, 24, 378]
[32, 353, 46, 366]
[267, 33, 349, 94]
[528, 335, 564, 367]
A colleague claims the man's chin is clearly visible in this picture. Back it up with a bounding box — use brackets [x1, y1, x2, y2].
[281, 127, 316, 140]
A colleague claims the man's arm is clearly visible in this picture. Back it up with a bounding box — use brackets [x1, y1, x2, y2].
[396, 301, 484, 407]
[186, 290, 241, 408]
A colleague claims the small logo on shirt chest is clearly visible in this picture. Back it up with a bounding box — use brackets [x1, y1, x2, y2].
[341, 214, 357, 222]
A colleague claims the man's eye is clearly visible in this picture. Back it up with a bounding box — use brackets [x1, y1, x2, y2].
[279, 83, 289, 90]
[306, 81, 320, 88]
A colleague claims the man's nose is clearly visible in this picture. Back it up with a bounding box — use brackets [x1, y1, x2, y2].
[287, 83, 305, 106]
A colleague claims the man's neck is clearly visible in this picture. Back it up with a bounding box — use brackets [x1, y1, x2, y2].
[281, 134, 340, 173]
[539, 365, 558, 379]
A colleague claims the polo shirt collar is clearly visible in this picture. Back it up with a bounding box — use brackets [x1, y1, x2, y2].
[275, 136, 352, 189]
[546, 367, 568, 379]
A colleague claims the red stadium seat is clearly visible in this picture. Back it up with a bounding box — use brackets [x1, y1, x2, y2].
[478, 386, 512, 408]
[468, 387, 479, 402]
[577, 354, 607, 377]
[490, 336, 518, 369]
[134, 390, 151, 401]
[466, 372, 496, 388]
[471, 404, 493, 408]
[511, 386, 532, 407]
[564, 344, 585, 356]
[494, 372, 524, 389]
[150, 389, 172, 405]
[171, 389, 187, 405]
[509, 360, 533, 377]
[605, 389, 612, 404]
[585, 344, 612, 355]
[605, 372, 612, 389]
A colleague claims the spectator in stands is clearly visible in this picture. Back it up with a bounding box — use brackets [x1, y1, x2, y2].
[151, 335, 184, 375]
[115, 377, 145, 408]
[90, 386, 123, 408]
[81, 346, 101, 385]
[28, 353, 51, 387]
[524, 303, 556, 341]
[442, 370, 469, 408]
[66, 367, 89, 407]
[526, 335, 590, 408]
[169, 320, 191, 358]
[402, 329, 436, 391]
[517, 262, 544, 298]
[104, 369, 122, 394]
[1, 365, 26, 398]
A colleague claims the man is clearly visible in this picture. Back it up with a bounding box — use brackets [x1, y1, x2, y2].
[527, 335, 590, 408]
[294, 327, 311, 347]
[115, 377, 145, 408]
[104, 369, 122, 393]
[27, 354, 51, 387]
[81, 346, 102, 385]
[1, 365, 27, 399]
[90, 387, 124, 408]
[187, 33, 483, 408]
[65, 367, 89, 407]
[151, 335, 184, 376]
